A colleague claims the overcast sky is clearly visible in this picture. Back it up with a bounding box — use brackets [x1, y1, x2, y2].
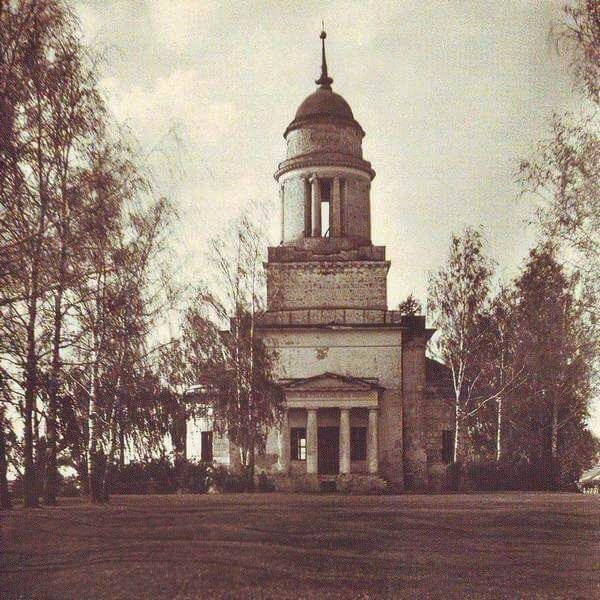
[73, 1, 598, 435]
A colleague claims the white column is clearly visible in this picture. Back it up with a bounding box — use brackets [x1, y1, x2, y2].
[278, 408, 290, 473]
[339, 408, 351, 474]
[331, 176, 341, 237]
[310, 174, 321, 237]
[303, 177, 311, 237]
[306, 408, 318, 474]
[367, 408, 379, 474]
[279, 184, 285, 243]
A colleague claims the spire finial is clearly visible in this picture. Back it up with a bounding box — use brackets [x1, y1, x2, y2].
[315, 24, 333, 89]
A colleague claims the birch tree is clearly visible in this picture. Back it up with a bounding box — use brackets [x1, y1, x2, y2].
[0, 0, 79, 507]
[72, 142, 170, 503]
[181, 215, 283, 485]
[520, 0, 600, 326]
[39, 16, 106, 507]
[428, 228, 495, 462]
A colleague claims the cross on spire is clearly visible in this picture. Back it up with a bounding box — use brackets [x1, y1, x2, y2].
[315, 25, 333, 89]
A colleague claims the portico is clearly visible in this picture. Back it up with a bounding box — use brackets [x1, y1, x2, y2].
[278, 373, 380, 476]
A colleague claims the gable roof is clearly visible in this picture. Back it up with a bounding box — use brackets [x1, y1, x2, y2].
[280, 372, 382, 392]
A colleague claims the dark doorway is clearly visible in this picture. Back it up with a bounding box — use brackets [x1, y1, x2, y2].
[318, 427, 339, 474]
[201, 431, 213, 462]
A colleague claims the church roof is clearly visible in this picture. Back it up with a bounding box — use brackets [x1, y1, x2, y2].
[426, 358, 454, 391]
[284, 29, 363, 138]
[294, 87, 354, 122]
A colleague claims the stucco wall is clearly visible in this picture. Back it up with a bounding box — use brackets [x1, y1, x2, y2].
[282, 176, 307, 242]
[401, 337, 429, 490]
[186, 415, 231, 465]
[261, 327, 404, 487]
[425, 387, 455, 491]
[286, 124, 363, 159]
[425, 394, 454, 462]
[343, 176, 370, 240]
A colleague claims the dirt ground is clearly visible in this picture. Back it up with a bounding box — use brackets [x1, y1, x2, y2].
[1, 492, 598, 599]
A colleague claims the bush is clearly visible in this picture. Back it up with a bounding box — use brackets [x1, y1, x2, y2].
[210, 464, 247, 493]
[179, 461, 212, 493]
[112, 462, 149, 494]
[449, 459, 549, 491]
[59, 475, 82, 497]
[9, 459, 268, 498]
[111, 458, 178, 495]
[8, 476, 23, 499]
[145, 459, 179, 494]
[256, 472, 275, 493]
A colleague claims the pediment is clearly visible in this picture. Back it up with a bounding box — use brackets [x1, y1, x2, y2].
[281, 372, 381, 393]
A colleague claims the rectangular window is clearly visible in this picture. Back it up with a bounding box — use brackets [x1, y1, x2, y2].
[319, 179, 331, 237]
[201, 430, 213, 462]
[291, 428, 306, 461]
[441, 430, 454, 464]
[351, 427, 367, 461]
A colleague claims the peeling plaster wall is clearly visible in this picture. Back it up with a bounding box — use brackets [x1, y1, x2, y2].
[185, 415, 231, 466]
[266, 262, 388, 310]
[425, 387, 455, 491]
[401, 337, 429, 490]
[286, 124, 363, 159]
[282, 176, 306, 241]
[343, 176, 370, 240]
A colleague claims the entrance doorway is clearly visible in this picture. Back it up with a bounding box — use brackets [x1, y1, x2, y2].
[318, 427, 339, 474]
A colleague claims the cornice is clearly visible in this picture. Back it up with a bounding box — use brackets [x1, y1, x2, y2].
[264, 260, 391, 271]
[283, 115, 365, 139]
[274, 152, 375, 181]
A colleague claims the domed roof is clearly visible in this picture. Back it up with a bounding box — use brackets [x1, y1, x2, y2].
[295, 87, 354, 121]
[284, 29, 364, 138]
[284, 85, 363, 138]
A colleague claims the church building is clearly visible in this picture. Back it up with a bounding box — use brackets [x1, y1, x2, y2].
[187, 31, 454, 492]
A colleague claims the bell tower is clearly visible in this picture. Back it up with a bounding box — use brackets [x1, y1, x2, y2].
[256, 30, 437, 493]
[266, 30, 390, 318]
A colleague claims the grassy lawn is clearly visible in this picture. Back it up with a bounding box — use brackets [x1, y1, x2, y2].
[1, 492, 598, 599]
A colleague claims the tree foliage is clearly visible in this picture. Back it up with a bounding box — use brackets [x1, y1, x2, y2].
[176, 216, 283, 484]
[428, 227, 496, 461]
[520, 0, 600, 324]
[398, 294, 422, 316]
[509, 244, 597, 488]
[429, 231, 598, 488]
[0, 0, 174, 506]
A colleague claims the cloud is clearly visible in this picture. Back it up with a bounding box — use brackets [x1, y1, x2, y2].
[100, 68, 239, 147]
[146, 0, 218, 53]
[76, 3, 101, 43]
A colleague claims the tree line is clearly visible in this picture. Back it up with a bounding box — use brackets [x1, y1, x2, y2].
[427, 0, 600, 489]
[0, 0, 281, 508]
[427, 231, 598, 490]
[0, 0, 175, 508]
